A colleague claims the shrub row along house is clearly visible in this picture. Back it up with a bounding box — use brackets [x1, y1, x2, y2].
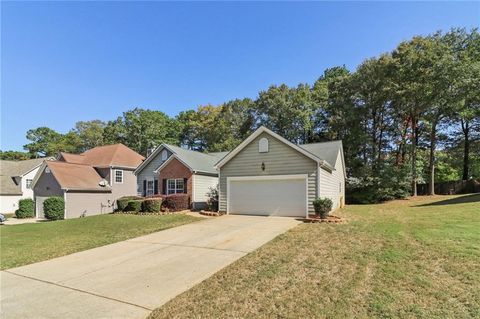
[3, 126, 345, 219]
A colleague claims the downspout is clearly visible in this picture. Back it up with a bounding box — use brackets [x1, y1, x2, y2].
[63, 189, 68, 219]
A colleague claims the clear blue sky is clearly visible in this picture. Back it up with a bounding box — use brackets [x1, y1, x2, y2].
[1, 1, 479, 151]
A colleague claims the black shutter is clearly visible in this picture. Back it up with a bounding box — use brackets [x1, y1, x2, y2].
[142, 180, 147, 197]
[162, 179, 167, 195]
[183, 178, 188, 194]
[154, 180, 158, 195]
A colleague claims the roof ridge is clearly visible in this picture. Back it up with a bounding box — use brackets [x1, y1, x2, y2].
[299, 140, 342, 146]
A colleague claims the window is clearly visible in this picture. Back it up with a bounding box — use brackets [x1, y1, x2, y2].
[146, 179, 154, 196]
[114, 170, 123, 183]
[161, 149, 168, 161]
[259, 137, 269, 153]
[167, 178, 184, 194]
[26, 179, 33, 189]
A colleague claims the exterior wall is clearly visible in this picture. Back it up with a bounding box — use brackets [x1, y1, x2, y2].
[65, 191, 114, 218]
[21, 168, 38, 200]
[319, 151, 345, 211]
[33, 168, 64, 218]
[192, 174, 218, 209]
[111, 168, 138, 199]
[136, 147, 173, 196]
[0, 195, 22, 215]
[158, 158, 192, 199]
[219, 132, 318, 213]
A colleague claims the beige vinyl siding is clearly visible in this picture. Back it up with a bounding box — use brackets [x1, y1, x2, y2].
[319, 151, 344, 211]
[136, 148, 172, 195]
[111, 169, 138, 199]
[193, 174, 218, 203]
[34, 168, 64, 218]
[65, 191, 114, 218]
[219, 132, 317, 213]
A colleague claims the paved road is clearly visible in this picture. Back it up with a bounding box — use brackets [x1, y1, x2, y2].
[1, 215, 300, 319]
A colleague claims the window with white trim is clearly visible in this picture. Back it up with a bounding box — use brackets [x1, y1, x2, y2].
[167, 178, 184, 195]
[146, 179, 154, 196]
[26, 179, 33, 189]
[114, 170, 123, 183]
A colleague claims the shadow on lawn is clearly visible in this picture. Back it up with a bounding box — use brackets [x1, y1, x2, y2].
[414, 193, 480, 207]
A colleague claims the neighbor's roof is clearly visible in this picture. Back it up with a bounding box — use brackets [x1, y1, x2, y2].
[299, 141, 342, 168]
[158, 144, 228, 174]
[45, 161, 111, 191]
[0, 158, 51, 195]
[60, 144, 144, 168]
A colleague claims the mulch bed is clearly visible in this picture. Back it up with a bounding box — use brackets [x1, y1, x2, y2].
[303, 214, 345, 223]
[199, 211, 225, 217]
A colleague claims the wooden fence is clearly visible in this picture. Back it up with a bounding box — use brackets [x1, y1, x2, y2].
[417, 179, 480, 195]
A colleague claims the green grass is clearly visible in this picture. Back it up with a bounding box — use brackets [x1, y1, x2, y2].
[149, 194, 480, 319]
[0, 213, 201, 270]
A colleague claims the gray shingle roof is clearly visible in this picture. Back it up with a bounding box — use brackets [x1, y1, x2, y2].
[299, 141, 342, 167]
[163, 144, 227, 174]
[0, 158, 48, 195]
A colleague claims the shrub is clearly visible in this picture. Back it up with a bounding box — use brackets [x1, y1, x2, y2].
[142, 198, 162, 213]
[15, 198, 35, 218]
[117, 196, 142, 211]
[125, 200, 142, 212]
[43, 197, 65, 220]
[162, 194, 190, 211]
[313, 197, 333, 219]
[206, 185, 219, 211]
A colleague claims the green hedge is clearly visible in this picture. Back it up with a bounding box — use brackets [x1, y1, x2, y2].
[117, 196, 142, 211]
[125, 200, 142, 212]
[43, 197, 65, 220]
[142, 198, 162, 213]
[15, 198, 35, 218]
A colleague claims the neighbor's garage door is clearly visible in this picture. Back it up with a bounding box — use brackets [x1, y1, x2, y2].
[228, 175, 307, 217]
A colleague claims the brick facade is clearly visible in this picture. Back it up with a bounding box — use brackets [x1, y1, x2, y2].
[158, 158, 193, 201]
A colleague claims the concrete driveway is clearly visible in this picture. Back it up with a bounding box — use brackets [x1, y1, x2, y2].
[1, 215, 300, 319]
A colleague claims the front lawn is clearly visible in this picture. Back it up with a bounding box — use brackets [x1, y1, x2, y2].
[150, 194, 480, 318]
[0, 213, 201, 270]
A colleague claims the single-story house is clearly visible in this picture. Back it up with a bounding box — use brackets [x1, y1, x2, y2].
[134, 144, 228, 209]
[0, 157, 53, 214]
[32, 144, 144, 219]
[215, 126, 346, 217]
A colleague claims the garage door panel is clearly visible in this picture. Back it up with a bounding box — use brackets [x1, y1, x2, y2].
[229, 177, 306, 217]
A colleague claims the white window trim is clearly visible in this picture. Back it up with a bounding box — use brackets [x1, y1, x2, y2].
[259, 137, 269, 153]
[166, 178, 185, 195]
[114, 169, 124, 184]
[26, 179, 33, 189]
[146, 178, 155, 196]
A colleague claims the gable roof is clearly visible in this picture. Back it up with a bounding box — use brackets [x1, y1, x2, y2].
[42, 161, 111, 191]
[0, 158, 53, 195]
[214, 126, 335, 171]
[60, 144, 144, 169]
[135, 143, 228, 175]
[299, 141, 342, 168]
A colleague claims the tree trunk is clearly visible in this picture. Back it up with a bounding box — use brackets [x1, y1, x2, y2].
[428, 120, 437, 195]
[411, 115, 418, 196]
[461, 119, 470, 180]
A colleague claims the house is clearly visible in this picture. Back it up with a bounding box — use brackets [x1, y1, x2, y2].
[0, 158, 53, 214]
[134, 144, 228, 209]
[32, 144, 144, 219]
[215, 126, 346, 217]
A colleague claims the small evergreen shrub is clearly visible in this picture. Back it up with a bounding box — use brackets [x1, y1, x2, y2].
[117, 196, 142, 211]
[206, 185, 219, 211]
[125, 200, 142, 212]
[43, 197, 65, 220]
[313, 197, 333, 219]
[142, 198, 162, 213]
[15, 198, 35, 218]
[162, 194, 190, 211]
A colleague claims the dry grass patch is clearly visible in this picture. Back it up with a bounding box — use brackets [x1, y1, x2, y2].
[149, 194, 480, 319]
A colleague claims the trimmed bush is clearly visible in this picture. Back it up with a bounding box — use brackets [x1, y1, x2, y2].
[125, 200, 142, 212]
[117, 196, 142, 211]
[142, 198, 162, 213]
[313, 197, 333, 219]
[43, 197, 65, 220]
[15, 198, 35, 218]
[162, 194, 190, 211]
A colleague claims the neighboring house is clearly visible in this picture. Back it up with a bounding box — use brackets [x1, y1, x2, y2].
[32, 144, 144, 219]
[0, 158, 53, 214]
[215, 126, 346, 217]
[134, 144, 228, 209]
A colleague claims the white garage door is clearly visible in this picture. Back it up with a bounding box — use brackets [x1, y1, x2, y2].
[228, 175, 307, 217]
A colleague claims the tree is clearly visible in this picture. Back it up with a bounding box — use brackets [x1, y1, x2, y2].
[74, 120, 106, 151]
[0, 151, 33, 160]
